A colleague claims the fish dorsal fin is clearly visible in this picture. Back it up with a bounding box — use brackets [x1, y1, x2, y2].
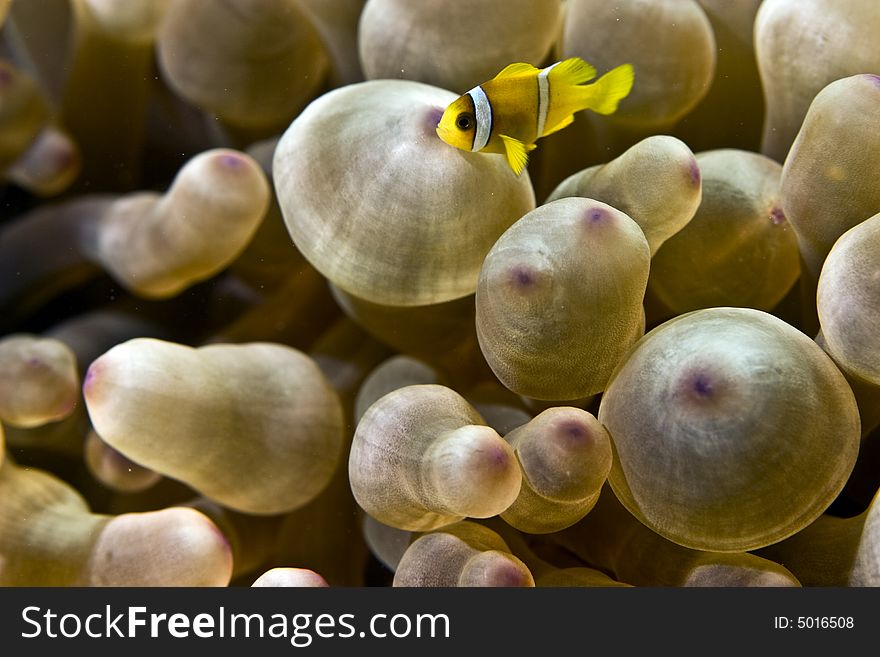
[494, 62, 540, 79]
[548, 57, 597, 86]
[499, 134, 534, 176]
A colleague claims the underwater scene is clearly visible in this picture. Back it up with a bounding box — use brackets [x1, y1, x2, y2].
[0, 0, 878, 587]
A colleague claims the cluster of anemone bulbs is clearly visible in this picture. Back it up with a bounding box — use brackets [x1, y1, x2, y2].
[0, 0, 878, 588]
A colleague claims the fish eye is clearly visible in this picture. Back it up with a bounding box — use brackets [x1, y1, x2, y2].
[456, 113, 473, 130]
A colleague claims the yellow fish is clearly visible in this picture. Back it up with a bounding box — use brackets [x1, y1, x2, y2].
[436, 58, 634, 176]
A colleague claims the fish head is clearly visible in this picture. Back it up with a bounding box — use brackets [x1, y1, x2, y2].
[436, 95, 477, 152]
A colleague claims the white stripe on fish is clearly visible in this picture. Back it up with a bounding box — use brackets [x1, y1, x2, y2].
[467, 85, 493, 152]
[536, 62, 559, 137]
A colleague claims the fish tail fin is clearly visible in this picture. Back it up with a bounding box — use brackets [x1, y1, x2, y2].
[576, 63, 634, 115]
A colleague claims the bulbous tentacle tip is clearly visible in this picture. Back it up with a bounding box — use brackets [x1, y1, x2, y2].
[601, 307, 861, 551]
[428, 424, 521, 519]
[252, 568, 329, 588]
[460, 551, 534, 587]
[92, 507, 235, 586]
[448, 425, 519, 479]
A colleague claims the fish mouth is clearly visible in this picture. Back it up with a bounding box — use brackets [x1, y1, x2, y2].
[435, 125, 452, 146]
[434, 115, 462, 150]
[426, 106, 450, 144]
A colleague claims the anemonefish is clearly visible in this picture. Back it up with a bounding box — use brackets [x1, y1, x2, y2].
[436, 58, 634, 176]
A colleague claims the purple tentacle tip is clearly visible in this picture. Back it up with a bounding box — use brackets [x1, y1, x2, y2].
[689, 159, 701, 186]
[864, 74, 880, 88]
[557, 420, 591, 444]
[53, 146, 77, 169]
[490, 560, 530, 587]
[484, 443, 510, 468]
[769, 205, 786, 225]
[217, 153, 246, 170]
[508, 265, 537, 290]
[428, 106, 444, 126]
[691, 373, 714, 397]
[426, 106, 445, 136]
[584, 207, 607, 226]
[83, 365, 98, 394]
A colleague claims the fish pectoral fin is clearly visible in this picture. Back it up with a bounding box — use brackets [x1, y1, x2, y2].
[494, 62, 540, 79]
[499, 135, 532, 176]
[549, 57, 597, 86]
[541, 114, 575, 137]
